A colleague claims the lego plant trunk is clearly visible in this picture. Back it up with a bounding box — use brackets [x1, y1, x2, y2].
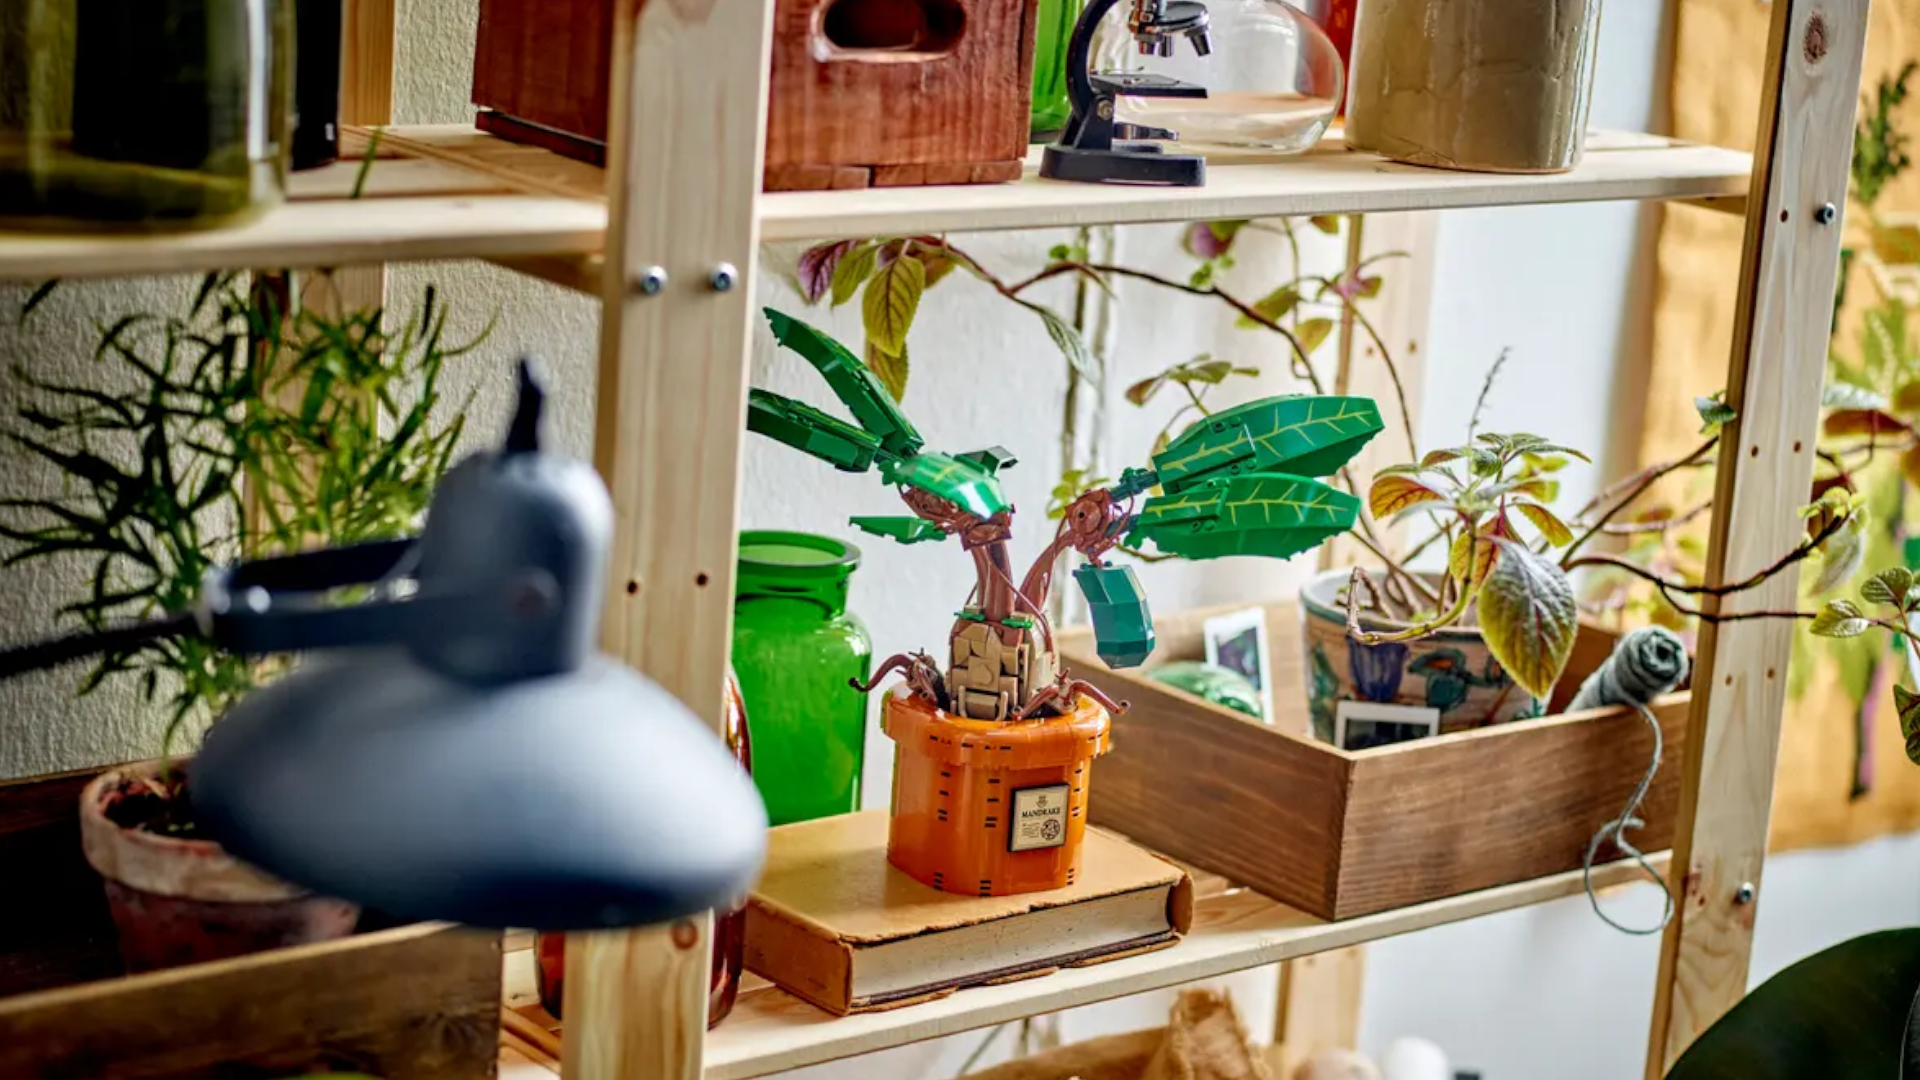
[748, 309, 1383, 894]
[471, 0, 1039, 190]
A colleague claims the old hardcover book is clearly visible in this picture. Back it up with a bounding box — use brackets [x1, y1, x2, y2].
[745, 811, 1193, 1015]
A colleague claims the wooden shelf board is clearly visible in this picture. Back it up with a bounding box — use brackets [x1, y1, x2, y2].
[494, 853, 1668, 1080]
[757, 134, 1751, 242]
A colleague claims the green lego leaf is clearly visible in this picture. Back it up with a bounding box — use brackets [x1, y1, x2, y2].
[881, 451, 1007, 518]
[764, 309, 923, 456]
[1128, 474, 1360, 561]
[850, 515, 949, 545]
[1152, 395, 1383, 493]
[746, 389, 881, 472]
[1074, 562, 1156, 668]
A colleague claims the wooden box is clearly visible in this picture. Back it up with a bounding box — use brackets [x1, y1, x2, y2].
[0, 766, 503, 1080]
[471, 0, 1039, 190]
[1064, 601, 1689, 921]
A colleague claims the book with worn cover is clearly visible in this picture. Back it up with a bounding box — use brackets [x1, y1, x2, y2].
[744, 811, 1193, 1015]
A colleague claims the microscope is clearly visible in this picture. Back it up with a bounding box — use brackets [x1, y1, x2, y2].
[1039, 0, 1215, 187]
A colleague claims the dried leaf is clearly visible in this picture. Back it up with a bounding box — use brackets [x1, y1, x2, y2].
[861, 254, 926, 356]
[1824, 408, 1915, 437]
[1309, 215, 1342, 235]
[1368, 474, 1445, 519]
[1035, 307, 1097, 384]
[1421, 448, 1464, 468]
[1126, 373, 1170, 407]
[1477, 538, 1579, 699]
[1903, 444, 1920, 491]
[1895, 380, 1920, 415]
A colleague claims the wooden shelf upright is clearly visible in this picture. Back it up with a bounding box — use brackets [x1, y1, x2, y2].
[0, 1, 1867, 1078]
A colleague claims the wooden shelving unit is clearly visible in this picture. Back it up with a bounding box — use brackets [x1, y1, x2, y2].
[0, 1, 1864, 1078]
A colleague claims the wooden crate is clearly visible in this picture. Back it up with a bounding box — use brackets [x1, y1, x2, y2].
[0, 766, 504, 1080]
[1064, 601, 1688, 921]
[471, 0, 1038, 190]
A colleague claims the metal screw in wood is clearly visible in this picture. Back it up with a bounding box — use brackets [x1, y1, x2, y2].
[1734, 882, 1755, 905]
[636, 266, 668, 295]
[1816, 203, 1838, 225]
[709, 263, 739, 292]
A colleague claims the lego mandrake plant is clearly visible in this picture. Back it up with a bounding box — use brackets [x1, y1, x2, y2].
[749, 309, 1385, 722]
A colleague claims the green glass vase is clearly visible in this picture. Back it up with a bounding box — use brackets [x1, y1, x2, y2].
[1030, 0, 1082, 138]
[732, 531, 871, 827]
[0, 0, 290, 230]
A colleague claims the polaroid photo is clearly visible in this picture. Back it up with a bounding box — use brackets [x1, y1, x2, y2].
[1203, 608, 1274, 722]
[1335, 700, 1441, 752]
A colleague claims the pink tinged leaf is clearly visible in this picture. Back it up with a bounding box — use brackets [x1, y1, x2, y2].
[798, 240, 856, 304]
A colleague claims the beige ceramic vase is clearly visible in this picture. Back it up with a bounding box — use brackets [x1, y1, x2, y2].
[1345, 0, 1603, 173]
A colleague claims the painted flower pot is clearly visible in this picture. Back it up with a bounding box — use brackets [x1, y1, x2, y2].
[882, 689, 1111, 896]
[1300, 568, 1542, 740]
[79, 761, 359, 973]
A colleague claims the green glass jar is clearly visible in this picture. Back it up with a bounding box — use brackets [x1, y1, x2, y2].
[1030, 0, 1082, 138]
[0, 0, 290, 230]
[732, 531, 871, 827]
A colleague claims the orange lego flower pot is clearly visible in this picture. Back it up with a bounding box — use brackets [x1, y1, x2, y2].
[881, 689, 1112, 896]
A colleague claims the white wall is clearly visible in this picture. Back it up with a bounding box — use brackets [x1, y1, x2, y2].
[2, 2, 1917, 1078]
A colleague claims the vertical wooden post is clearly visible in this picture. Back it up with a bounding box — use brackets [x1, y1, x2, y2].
[311, 0, 396, 316]
[1268, 946, 1367, 1079]
[1645, 1, 1867, 1073]
[564, 0, 775, 1074]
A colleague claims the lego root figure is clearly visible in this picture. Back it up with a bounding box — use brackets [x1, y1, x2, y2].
[749, 309, 1383, 722]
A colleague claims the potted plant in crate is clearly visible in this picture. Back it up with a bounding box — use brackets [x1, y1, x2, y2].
[0, 273, 479, 971]
[747, 309, 1381, 895]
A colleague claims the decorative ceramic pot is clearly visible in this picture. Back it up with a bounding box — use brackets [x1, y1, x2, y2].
[1299, 569, 1543, 740]
[882, 689, 1110, 896]
[79, 761, 358, 973]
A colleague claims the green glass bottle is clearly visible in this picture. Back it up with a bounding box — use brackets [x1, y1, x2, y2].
[0, 0, 290, 230]
[732, 531, 872, 826]
[1030, 0, 1083, 139]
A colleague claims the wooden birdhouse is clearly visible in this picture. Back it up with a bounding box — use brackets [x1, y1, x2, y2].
[471, 0, 1040, 190]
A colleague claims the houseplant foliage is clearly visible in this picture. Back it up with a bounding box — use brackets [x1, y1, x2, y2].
[2, 270, 478, 768]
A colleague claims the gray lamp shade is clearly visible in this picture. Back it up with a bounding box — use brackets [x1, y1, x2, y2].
[194, 650, 766, 930]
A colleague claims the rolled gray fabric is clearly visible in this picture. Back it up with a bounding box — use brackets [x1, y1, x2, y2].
[1569, 626, 1690, 712]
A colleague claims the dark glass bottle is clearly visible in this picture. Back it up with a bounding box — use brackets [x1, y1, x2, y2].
[292, 0, 342, 170]
[732, 531, 871, 827]
[535, 675, 751, 1028]
[0, 0, 290, 229]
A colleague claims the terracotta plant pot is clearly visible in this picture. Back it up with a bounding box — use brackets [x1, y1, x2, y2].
[79, 761, 359, 973]
[882, 689, 1111, 897]
[1345, 0, 1603, 173]
[1300, 568, 1542, 740]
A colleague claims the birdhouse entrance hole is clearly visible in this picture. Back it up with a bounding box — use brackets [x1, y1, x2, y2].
[818, 0, 966, 58]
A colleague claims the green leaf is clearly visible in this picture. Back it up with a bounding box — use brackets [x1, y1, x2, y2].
[1035, 307, 1097, 384]
[850, 515, 947, 545]
[1477, 538, 1579, 699]
[1665, 929, 1920, 1080]
[1822, 379, 1890, 411]
[1368, 474, 1446, 519]
[864, 341, 909, 403]
[1469, 447, 1502, 477]
[1898, 685, 1920, 765]
[1294, 317, 1334, 356]
[1237, 285, 1300, 328]
[880, 452, 1007, 517]
[1810, 510, 1869, 596]
[1513, 501, 1575, 548]
[830, 243, 878, 306]
[1129, 474, 1361, 561]
[1696, 393, 1737, 435]
[1810, 600, 1872, 637]
[861, 253, 925, 357]
[1449, 531, 1496, 590]
[1862, 567, 1915, 608]
[1154, 395, 1384, 489]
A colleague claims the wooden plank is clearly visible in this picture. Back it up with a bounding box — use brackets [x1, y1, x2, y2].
[701, 854, 1668, 1080]
[1269, 946, 1367, 1079]
[0, 922, 501, 1080]
[564, 0, 774, 1068]
[0, 767, 116, 996]
[340, 0, 396, 129]
[0, 195, 607, 282]
[1645, 0, 1868, 1072]
[757, 140, 1753, 242]
[1339, 694, 1689, 920]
